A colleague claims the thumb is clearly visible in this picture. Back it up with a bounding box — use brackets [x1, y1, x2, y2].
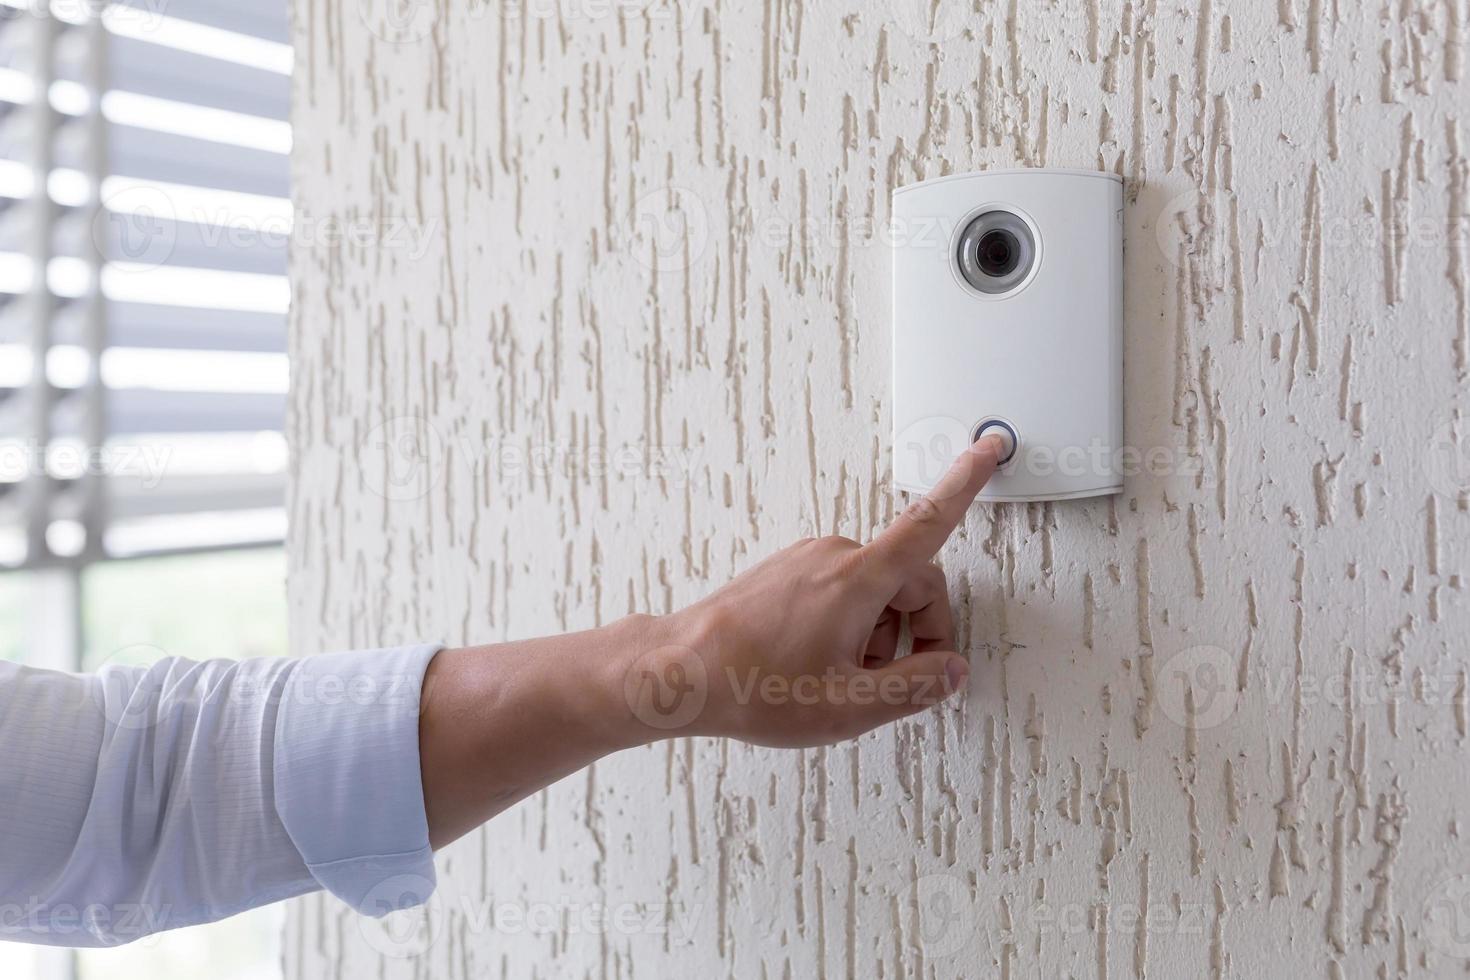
[860, 651, 969, 727]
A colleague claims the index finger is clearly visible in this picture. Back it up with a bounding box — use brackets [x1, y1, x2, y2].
[866, 433, 1005, 572]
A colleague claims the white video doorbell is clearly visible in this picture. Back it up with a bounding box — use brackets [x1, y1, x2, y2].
[892, 169, 1124, 503]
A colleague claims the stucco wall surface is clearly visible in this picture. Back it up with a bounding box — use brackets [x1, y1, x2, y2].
[285, 1, 1470, 976]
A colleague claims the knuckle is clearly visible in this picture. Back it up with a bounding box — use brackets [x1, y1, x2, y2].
[902, 495, 943, 526]
[689, 601, 738, 646]
[833, 543, 875, 582]
[807, 537, 864, 586]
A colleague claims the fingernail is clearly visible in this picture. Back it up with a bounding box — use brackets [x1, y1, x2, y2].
[945, 655, 970, 693]
[970, 434, 1006, 459]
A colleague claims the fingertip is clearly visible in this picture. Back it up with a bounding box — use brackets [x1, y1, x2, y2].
[969, 433, 1007, 461]
[943, 654, 970, 695]
[932, 437, 1000, 502]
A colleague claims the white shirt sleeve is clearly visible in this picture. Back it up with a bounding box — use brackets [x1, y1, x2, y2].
[0, 643, 442, 947]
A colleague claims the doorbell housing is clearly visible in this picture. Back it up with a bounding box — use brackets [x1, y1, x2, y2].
[891, 169, 1123, 503]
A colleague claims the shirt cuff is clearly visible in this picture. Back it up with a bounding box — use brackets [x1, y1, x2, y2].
[272, 642, 442, 916]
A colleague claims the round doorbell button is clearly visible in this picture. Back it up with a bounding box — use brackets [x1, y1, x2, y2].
[972, 418, 1018, 465]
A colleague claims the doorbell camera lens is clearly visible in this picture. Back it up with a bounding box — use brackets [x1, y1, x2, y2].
[956, 210, 1036, 294]
[976, 230, 1019, 276]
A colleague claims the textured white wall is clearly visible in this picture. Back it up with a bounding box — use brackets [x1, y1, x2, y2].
[284, 1, 1470, 976]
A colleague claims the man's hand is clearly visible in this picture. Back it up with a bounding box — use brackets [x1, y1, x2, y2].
[635, 433, 1006, 747]
[421, 435, 1004, 847]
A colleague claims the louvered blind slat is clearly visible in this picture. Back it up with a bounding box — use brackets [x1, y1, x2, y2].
[113, 0, 289, 44]
[0, 0, 290, 566]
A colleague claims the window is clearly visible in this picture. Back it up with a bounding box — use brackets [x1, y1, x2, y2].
[73, 548, 289, 980]
[0, 0, 292, 567]
[80, 547, 289, 667]
[0, 549, 293, 979]
[0, 0, 293, 976]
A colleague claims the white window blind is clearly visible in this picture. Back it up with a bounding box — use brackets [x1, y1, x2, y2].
[0, 0, 292, 569]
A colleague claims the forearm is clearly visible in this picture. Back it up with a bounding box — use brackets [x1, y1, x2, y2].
[419, 437, 1002, 851]
[418, 615, 656, 849]
[0, 646, 439, 946]
[0, 438, 992, 947]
